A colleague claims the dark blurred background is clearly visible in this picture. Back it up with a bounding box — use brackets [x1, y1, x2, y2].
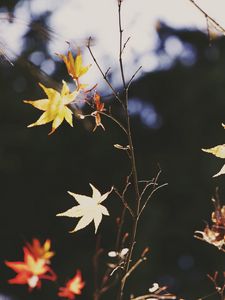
[0, 1, 225, 300]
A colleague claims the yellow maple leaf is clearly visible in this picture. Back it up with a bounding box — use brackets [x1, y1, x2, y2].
[57, 51, 91, 87]
[202, 144, 225, 177]
[213, 164, 225, 177]
[202, 144, 225, 158]
[24, 81, 78, 135]
[57, 184, 113, 233]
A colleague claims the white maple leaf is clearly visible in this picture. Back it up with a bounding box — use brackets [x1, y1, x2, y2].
[213, 164, 225, 177]
[57, 184, 113, 233]
[201, 123, 225, 177]
[202, 144, 225, 177]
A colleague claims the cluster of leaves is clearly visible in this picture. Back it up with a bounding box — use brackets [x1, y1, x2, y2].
[193, 122, 225, 254]
[194, 109, 225, 297]
[24, 51, 105, 135]
[5, 239, 85, 299]
[195, 198, 225, 252]
[195, 123, 225, 251]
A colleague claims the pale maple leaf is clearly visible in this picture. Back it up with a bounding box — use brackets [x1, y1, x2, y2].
[24, 81, 78, 135]
[57, 184, 113, 233]
[202, 144, 225, 177]
[202, 123, 225, 177]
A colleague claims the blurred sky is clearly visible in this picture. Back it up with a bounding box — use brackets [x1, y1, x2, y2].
[2, 0, 225, 88]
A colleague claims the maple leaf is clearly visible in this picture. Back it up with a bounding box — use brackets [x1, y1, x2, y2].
[57, 184, 113, 233]
[195, 198, 225, 251]
[58, 270, 85, 300]
[57, 51, 91, 88]
[195, 226, 225, 250]
[92, 92, 105, 131]
[5, 247, 56, 290]
[24, 81, 78, 135]
[202, 144, 225, 158]
[26, 239, 54, 261]
[202, 144, 225, 177]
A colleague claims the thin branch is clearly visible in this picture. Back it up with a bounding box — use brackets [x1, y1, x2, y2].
[117, 2, 141, 298]
[80, 112, 128, 135]
[188, 0, 225, 34]
[114, 187, 135, 218]
[87, 37, 125, 109]
[122, 36, 131, 54]
[118, 0, 126, 88]
[130, 294, 176, 300]
[115, 172, 132, 251]
[127, 66, 142, 89]
[105, 67, 111, 77]
[139, 170, 161, 202]
[198, 273, 225, 300]
[138, 179, 153, 183]
[123, 172, 132, 197]
[99, 111, 128, 135]
[140, 180, 157, 202]
[139, 183, 168, 218]
[198, 290, 222, 300]
[121, 248, 149, 288]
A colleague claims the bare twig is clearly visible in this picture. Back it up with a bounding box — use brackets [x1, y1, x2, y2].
[100, 111, 128, 135]
[114, 187, 135, 218]
[130, 294, 176, 300]
[140, 180, 157, 202]
[105, 67, 111, 77]
[131, 285, 176, 300]
[206, 272, 225, 300]
[198, 290, 222, 300]
[115, 172, 132, 251]
[118, 0, 126, 89]
[188, 0, 225, 34]
[122, 36, 131, 54]
[138, 183, 168, 218]
[127, 66, 142, 89]
[121, 248, 149, 289]
[116, 2, 142, 298]
[80, 112, 128, 135]
[87, 37, 125, 110]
